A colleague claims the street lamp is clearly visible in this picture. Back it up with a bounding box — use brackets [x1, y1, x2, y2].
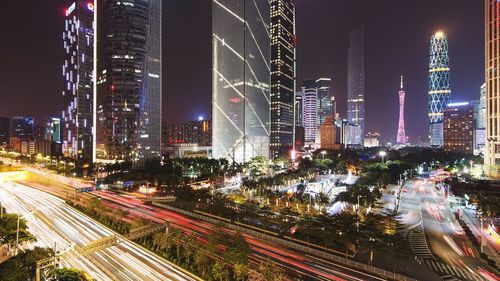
[321, 151, 327, 160]
[378, 151, 387, 163]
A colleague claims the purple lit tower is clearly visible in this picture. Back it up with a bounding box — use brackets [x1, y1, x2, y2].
[397, 76, 407, 144]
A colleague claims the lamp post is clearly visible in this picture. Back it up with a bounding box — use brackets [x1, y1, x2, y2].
[378, 151, 387, 163]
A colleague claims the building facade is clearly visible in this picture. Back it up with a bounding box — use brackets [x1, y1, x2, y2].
[316, 78, 333, 128]
[320, 115, 341, 150]
[347, 26, 365, 146]
[428, 31, 451, 147]
[396, 76, 407, 144]
[45, 117, 62, 143]
[12, 116, 34, 140]
[163, 119, 212, 147]
[364, 132, 381, 148]
[0, 117, 9, 146]
[62, 1, 94, 162]
[269, 0, 295, 159]
[302, 80, 317, 144]
[212, 0, 271, 163]
[96, 0, 162, 163]
[472, 83, 486, 155]
[443, 103, 473, 154]
[485, 0, 500, 176]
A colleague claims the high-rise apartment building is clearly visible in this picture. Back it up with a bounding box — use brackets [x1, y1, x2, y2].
[443, 102, 473, 154]
[96, 0, 162, 162]
[12, 116, 34, 140]
[302, 80, 318, 144]
[347, 26, 365, 146]
[485, 0, 500, 176]
[428, 31, 451, 147]
[270, 0, 295, 159]
[316, 78, 333, 128]
[0, 117, 9, 145]
[320, 115, 340, 150]
[212, 0, 271, 163]
[62, 1, 94, 162]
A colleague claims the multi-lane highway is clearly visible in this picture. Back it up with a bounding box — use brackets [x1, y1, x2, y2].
[91, 190, 391, 281]
[400, 178, 498, 281]
[0, 181, 199, 281]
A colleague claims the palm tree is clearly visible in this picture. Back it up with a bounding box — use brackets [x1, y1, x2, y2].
[182, 234, 197, 264]
[315, 192, 330, 213]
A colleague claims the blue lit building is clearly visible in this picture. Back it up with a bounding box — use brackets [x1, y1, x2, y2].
[428, 31, 451, 147]
[347, 26, 365, 146]
[12, 116, 35, 140]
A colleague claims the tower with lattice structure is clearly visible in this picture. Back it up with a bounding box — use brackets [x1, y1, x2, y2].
[428, 31, 451, 147]
[397, 76, 407, 144]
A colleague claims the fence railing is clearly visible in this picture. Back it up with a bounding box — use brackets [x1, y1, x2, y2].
[152, 202, 418, 281]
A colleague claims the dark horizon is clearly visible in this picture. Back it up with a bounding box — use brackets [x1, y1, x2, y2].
[0, 0, 483, 143]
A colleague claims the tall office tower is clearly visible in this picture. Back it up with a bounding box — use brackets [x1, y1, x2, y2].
[396, 76, 407, 144]
[472, 84, 486, 155]
[12, 117, 35, 140]
[302, 80, 318, 144]
[212, 0, 271, 163]
[443, 102, 473, 154]
[485, 0, 500, 176]
[269, 0, 295, 159]
[96, 0, 162, 162]
[316, 78, 333, 127]
[347, 26, 365, 146]
[62, 1, 94, 162]
[428, 31, 451, 147]
[0, 117, 9, 145]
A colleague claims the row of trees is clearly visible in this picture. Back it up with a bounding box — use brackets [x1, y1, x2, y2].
[141, 223, 288, 281]
[0, 247, 91, 281]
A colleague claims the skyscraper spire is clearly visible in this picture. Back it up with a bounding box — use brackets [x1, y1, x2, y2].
[400, 75, 404, 90]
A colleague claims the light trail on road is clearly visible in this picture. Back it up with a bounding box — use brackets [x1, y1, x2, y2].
[0, 181, 199, 281]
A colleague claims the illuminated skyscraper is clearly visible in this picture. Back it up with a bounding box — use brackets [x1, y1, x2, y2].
[212, 0, 270, 163]
[302, 80, 317, 144]
[96, 0, 162, 162]
[444, 102, 473, 154]
[397, 76, 407, 144]
[347, 26, 365, 145]
[62, 1, 94, 162]
[0, 117, 9, 145]
[270, 0, 295, 159]
[316, 78, 333, 128]
[12, 117, 35, 140]
[428, 31, 451, 147]
[485, 0, 500, 176]
[472, 84, 486, 155]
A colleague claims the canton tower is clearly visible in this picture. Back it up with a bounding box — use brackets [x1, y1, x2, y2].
[397, 76, 407, 144]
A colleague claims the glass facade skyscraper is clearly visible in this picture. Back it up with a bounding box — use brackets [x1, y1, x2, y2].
[96, 0, 162, 162]
[347, 26, 365, 146]
[316, 78, 333, 127]
[270, 0, 295, 159]
[212, 0, 271, 163]
[62, 1, 94, 162]
[428, 31, 451, 147]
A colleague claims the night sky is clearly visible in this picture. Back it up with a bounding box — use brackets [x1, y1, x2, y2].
[0, 0, 483, 143]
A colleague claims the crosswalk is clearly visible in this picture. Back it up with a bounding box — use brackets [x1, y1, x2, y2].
[408, 223, 433, 259]
[421, 259, 483, 281]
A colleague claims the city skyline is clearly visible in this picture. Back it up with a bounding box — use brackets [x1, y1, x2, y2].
[0, 0, 484, 143]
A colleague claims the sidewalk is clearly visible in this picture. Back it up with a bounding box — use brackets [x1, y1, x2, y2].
[461, 208, 500, 265]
